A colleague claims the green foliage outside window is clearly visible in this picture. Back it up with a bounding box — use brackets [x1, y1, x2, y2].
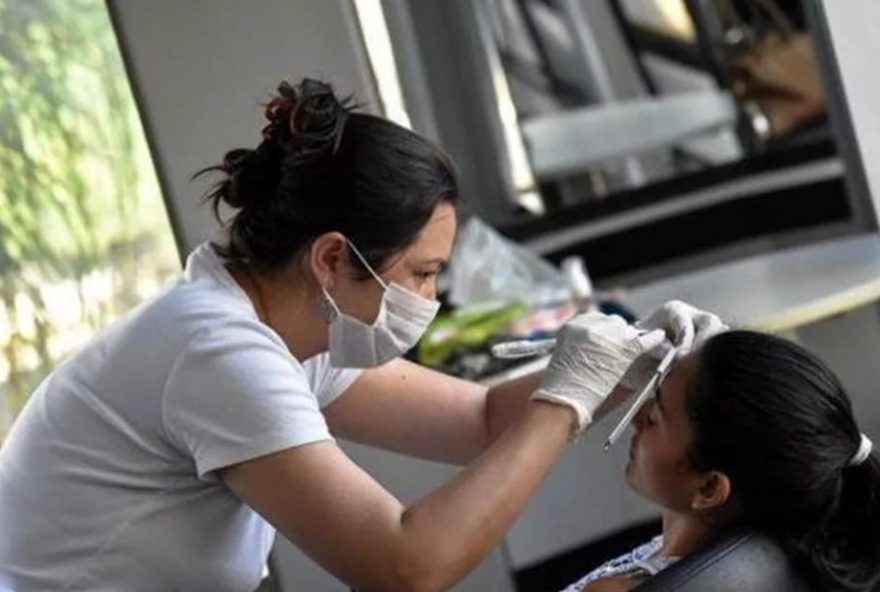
[0, 0, 179, 436]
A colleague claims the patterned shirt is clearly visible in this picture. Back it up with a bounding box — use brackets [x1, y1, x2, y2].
[560, 536, 678, 591]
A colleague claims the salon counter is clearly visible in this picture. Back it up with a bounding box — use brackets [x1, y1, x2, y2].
[625, 233, 880, 333]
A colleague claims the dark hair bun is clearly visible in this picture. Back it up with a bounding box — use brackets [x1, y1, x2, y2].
[209, 147, 267, 210]
[198, 79, 352, 211]
[262, 79, 352, 165]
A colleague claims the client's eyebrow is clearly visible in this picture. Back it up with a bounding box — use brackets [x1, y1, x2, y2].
[419, 257, 448, 266]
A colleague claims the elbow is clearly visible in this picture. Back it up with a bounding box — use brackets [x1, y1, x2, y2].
[374, 547, 458, 592]
[384, 561, 447, 592]
[343, 553, 450, 592]
[352, 511, 473, 592]
[358, 574, 443, 592]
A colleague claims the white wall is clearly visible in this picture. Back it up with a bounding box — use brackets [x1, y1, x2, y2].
[820, 0, 880, 227]
[110, 0, 378, 252]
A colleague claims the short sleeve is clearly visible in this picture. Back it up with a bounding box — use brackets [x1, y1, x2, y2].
[162, 319, 332, 479]
[301, 353, 363, 408]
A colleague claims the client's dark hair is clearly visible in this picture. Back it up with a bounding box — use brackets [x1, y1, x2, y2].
[196, 78, 458, 275]
[687, 330, 880, 591]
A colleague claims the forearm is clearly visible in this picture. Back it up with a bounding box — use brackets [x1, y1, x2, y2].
[485, 372, 637, 441]
[484, 370, 543, 442]
[396, 400, 572, 591]
[224, 381, 579, 592]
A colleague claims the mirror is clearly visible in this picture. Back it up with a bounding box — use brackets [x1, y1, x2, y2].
[485, 0, 831, 211]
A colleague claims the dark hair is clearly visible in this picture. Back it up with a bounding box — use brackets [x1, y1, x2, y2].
[195, 79, 458, 274]
[687, 330, 880, 591]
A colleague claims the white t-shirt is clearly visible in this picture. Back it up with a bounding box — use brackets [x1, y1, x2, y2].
[0, 243, 361, 592]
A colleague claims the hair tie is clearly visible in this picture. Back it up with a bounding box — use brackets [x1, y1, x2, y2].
[261, 96, 297, 142]
[848, 433, 873, 467]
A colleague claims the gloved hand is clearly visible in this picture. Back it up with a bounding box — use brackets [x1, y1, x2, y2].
[620, 300, 728, 391]
[531, 312, 665, 439]
[640, 300, 728, 353]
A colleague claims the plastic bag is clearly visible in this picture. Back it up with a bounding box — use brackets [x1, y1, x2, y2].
[417, 301, 530, 368]
[447, 217, 569, 307]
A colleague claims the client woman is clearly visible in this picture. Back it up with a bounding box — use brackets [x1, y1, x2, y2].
[563, 330, 880, 592]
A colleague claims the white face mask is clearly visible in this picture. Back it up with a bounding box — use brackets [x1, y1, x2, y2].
[321, 240, 441, 368]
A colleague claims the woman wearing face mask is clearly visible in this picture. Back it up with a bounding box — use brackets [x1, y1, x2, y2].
[561, 330, 880, 592]
[0, 79, 715, 592]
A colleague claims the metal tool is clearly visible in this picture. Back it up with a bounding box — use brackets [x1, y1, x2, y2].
[603, 346, 679, 451]
[490, 338, 557, 360]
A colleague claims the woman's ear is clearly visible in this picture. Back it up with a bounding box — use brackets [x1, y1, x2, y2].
[309, 232, 347, 288]
[691, 471, 732, 511]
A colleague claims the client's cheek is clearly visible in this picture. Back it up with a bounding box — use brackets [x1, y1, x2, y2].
[628, 449, 662, 490]
[628, 460, 666, 504]
[640, 455, 686, 499]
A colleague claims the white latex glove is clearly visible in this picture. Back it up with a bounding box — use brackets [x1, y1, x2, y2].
[620, 300, 728, 391]
[531, 312, 665, 438]
[640, 300, 728, 353]
[619, 341, 672, 392]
